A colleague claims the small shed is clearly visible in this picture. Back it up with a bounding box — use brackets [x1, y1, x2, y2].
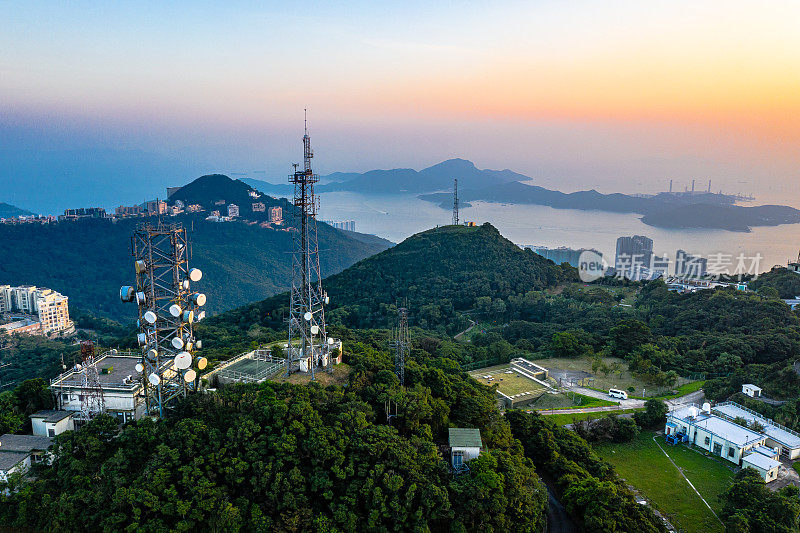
[30, 410, 74, 437]
[449, 428, 483, 469]
[742, 384, 762, 398]
[742, 452, 781, 483]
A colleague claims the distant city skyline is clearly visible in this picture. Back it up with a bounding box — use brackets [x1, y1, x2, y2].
[3, 1, 800, 212]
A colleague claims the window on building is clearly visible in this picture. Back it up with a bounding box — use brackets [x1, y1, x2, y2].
[48, 428, 55, 437]
[713, 443, 722, 455]
[704, 436, 710, 445]
[728, 448, 735, 457]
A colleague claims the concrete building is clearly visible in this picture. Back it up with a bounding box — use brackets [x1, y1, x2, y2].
[142, 200, 167, 215]
[269, 206, 283, 225]
[115, 205, 143, 217]
[615, 235, 659, 280]
[30, 410, 74, 437]
[227, 204, 240, 218]
[714, 402, 800, 459]
[449, 428, 483, 469]
[0, 434, 53, 482]
[742, 451, 781, 483]
[665, 405, 767, 465]
[0, 285, 72, 335]
[742, 384, 762, 398]
[252, 202, 266, 212]
[675, 250, 708, 278]
[59, 207, 106, 221]
[525, 246, 602, 268]
[50, 353, 147, 423]
[186, 204, 203, 213]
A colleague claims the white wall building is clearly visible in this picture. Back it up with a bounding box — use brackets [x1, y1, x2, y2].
[0, 434, 53, 482]
[742, 451, 781, 483]
[449, 428, 483, 469]
[0, 285, 73, 335]
[50, 354, 147, 423]
[227, 204, 240, 218]
[30, 410, 74, 437]
[742, 384, 762, 398]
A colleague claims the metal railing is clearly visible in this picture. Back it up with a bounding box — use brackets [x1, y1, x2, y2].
[714, 401, 800, 439]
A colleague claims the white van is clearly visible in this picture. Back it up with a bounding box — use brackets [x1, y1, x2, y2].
[608, 388, 628, 400]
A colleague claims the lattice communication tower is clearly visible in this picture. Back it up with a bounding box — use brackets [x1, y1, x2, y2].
[120, 222, 208, 417]
[286, 114, 331, 378]
[453, 179, 459, 226]
[79, 340, 105, 421]
[390, 307, 410, 386]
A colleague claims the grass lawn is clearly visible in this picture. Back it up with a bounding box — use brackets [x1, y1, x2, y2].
[541, 408, 642, 426]
[595, 432, 733, 533]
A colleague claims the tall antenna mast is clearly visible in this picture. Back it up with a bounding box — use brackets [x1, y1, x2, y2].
[452, 179, 459, 225]
[288, 111, 329, 378]
[79, 340, 105, 422]
[390, 307, 409, 386]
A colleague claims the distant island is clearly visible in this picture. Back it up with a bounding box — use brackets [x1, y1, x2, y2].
[0, 202, 34, 218]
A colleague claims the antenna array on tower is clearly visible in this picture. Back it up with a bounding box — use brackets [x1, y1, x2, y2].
[453, 179, 459, 226]
[120, 221, 208, 417]
[79, 340, 105, 421]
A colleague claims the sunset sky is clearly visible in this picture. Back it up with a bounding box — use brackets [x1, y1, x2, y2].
[3, 1, 800, 210]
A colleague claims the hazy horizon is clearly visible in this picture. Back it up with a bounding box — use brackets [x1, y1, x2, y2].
[3, 1, 800, 213]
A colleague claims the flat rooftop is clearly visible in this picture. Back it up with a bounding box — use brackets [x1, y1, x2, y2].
[743, 452, 781, 471]
[51, 355, 142, 390]
[713, 403, 800, 450]
[670, 406, 764, 447]
[449, 428, 483, 448]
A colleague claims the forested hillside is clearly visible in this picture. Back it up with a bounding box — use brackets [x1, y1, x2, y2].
[0, 214, 390, 319]
[208, 223, 575, 339]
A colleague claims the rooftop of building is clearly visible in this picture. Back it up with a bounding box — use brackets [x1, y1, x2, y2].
[754, 445, 778, 457]
[743, 452, 781, 471]
[742, 384, 762, 390]
[0, 450, 30, 471]
[669, 406, 764, 447]
[29, 410, 73, 423]
[713, 403, 800, 449]
[51, 354, 142, 391]
[0, 434, 53, 453]
[449, 428, 483, 449]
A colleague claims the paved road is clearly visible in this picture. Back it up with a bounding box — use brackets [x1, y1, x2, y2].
[545, 485, 577, 533]
[571, 386, 646, 409]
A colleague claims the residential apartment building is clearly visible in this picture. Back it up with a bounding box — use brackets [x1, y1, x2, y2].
[269, 206, 283, 225]
[0, 285, 73, 335]
[227, 204, 240, 218]
[252, 202, 266, 212]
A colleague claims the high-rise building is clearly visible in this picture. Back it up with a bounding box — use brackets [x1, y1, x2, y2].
[269, 206, 283, 225]
[615, 235, 662, 280]
[59, 207, 106, 221]
[675, 250, 708, 279]
[142, 200, 167, 215]
[0, 285, 72, 335]
[252, 202, 266, 212]
[227, 204, 240, 217]
[526, 246, 602, 268]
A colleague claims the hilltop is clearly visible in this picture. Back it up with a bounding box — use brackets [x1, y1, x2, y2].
[0, 203, 34, 218]
[209, 223, 575, 337]
[0, 214, 391, 319]
[168, 174, 283, 220]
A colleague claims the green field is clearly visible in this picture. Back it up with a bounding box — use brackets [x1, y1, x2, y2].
[542, 408, 642, 426]
[594, 432, 733, 533]
[528, 391, 616, 410]
[468, 364, 548, 398]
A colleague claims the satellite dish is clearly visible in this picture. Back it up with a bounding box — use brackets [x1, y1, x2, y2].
[325, 296, 329, 304]
[182, 310, 194, 323]
[183, 369, 197, 382]
[197, 310, 206, 322]
[135, 260, 147, 274]
[171, 337, 185, 349]
[135, 291, 147, 304]
[143, 311, 157, 324]
[137, 333, 147, 345]
[184, 341, 193, 351]
[327, 337, 334, 345]
[304, 312, 313, 321]
[169, 304, 182, 317]
[76, 364, 83, 370]
[195, 356, 208, 370]
[147, 348, 158, 360]
[148, 373, 161, 386]
[189, 268, 203, 282]
[181, 280, 190, 290]
[192, 293, 207, 307]
[134, 363, 144, 373]
[120, 286, 135, 302]
[174, 351, 192, 370]
[195, 339, 203, 349]
[702, 402, 712, 413]
[310, 325, 319, 335]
